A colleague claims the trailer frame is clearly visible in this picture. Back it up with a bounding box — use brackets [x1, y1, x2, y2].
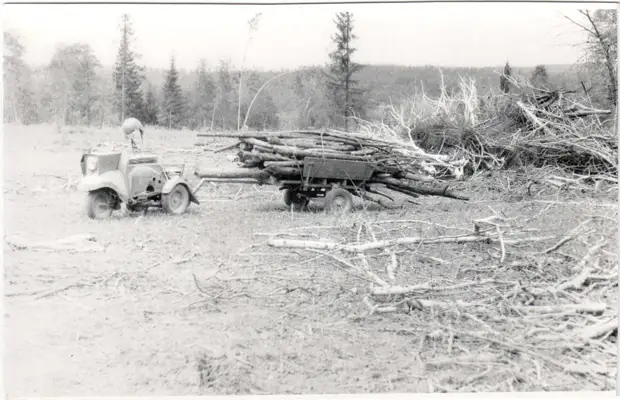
[194, 156, 376, 212]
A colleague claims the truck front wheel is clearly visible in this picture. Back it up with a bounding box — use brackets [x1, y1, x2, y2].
[86, 188, 118, 220]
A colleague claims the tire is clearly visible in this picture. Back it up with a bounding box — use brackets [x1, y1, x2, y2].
[162, 183, 191, 215]
[283, 188, 309, 211]
[324, 188, 353, 214]
[86, 189, 117, 220]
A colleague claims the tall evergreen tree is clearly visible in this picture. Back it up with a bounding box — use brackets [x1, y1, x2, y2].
[143, 82, 159, 125]
[188, 60, 216, 129]
[160, 56, 185, 129]
[113, 14, 145, 123]
[325, 12, 365, 131]
[500, 61, 512, 94]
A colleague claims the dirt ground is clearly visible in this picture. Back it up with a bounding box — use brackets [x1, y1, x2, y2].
[3, 124, 618, 396]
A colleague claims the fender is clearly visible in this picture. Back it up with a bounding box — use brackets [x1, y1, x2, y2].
[162, 177, 200, 205]
[78, 171, 129, 202]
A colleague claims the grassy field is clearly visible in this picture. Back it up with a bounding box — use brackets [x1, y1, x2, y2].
[3, 123, 618, 396]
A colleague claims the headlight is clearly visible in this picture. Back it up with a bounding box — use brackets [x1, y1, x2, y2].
[86, 157, 98, 172]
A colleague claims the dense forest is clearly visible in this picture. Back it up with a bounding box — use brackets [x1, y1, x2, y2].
[3, 10, 617, 132]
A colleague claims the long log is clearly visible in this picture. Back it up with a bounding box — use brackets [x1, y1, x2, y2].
[195, 168, 270, 180]
[279, 139, 357, 152]
[372, 176, 469, 200]
[243, 137, 274, 149]
[362, 192, 401, 209]
[240, 151, 290, 162]
[264, 165, 302, 178]
[263, 161, 304, 167]
[213, 141, 242, 153]
[242, 138, 368, 161]
[269, 144, 372, 161]
[197, 130, 449, 156]
[267, 235, 493, 252]
[197, 130, 362, 146]
[196, 130, 403, 148]
[196, 131, 310, 139]
[401, 172, 435, 183]
[385, 184, 421, 198]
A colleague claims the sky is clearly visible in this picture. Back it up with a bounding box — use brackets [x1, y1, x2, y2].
[2, 1, 617, 71]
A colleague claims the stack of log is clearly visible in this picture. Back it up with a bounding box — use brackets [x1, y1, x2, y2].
[195, 130, 470, 203]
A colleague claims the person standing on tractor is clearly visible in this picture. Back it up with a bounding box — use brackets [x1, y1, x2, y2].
[121, 117, 144, 152]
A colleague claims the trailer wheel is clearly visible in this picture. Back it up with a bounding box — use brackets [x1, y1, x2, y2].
[325, 188, 353, 214]
[283, 188, 309, 211]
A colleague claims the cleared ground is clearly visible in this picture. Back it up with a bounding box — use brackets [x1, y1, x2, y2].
[4, 124, 617, 395]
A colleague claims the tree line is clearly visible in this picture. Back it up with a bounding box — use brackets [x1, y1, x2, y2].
[3, 10, 616, 131]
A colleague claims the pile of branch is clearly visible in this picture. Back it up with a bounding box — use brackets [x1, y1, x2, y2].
[195, 130, 470, 204]
[264, 213, 617, 390]
[468, 86, 616, 178]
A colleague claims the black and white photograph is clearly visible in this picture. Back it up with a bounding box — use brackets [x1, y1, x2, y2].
[2, 0, 618, 396]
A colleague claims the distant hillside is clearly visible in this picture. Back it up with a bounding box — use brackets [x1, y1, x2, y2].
[125, 63, 582, 113]
[81, 62, 593, 128]
[97, 63, 578, 93]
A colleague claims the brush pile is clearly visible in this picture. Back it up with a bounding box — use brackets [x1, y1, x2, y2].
[464, 87, 616, 179]
[195, 130, 470, 203]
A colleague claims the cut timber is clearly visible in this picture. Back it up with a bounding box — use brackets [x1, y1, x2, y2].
[241, 151, 290, 162]
[195, 168, 270, 180]
[213, 141, 242, 153]
[197, 131, 310, 139]
[372, 176, 469, 200]
[267, 234, 493, 253]
[264, 165, 302, 178]
[266, 144, 372, 161]
[268, 233, 551, 253]
[263, 161, 304, 167]
[193, 129, 471, 205]
[362, 192, 401, 209]
[402, 172, 435, 183]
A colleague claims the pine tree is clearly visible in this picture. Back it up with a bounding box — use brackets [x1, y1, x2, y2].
[143, 83, 159, 125]
[113, 14, 145, 123]
[188, 60, 216, 129]
[500, 61, 512, 94]
[325, 12, 365, 131]
[160, 56, 186, 129]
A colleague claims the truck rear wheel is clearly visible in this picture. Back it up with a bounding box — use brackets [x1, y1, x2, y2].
[324, 188, 353, 214]
[162, 183, 190, 215]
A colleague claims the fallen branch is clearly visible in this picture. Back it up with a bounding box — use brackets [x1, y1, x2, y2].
[5, 233, 105, 253]
[577, 317, 618, 339]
